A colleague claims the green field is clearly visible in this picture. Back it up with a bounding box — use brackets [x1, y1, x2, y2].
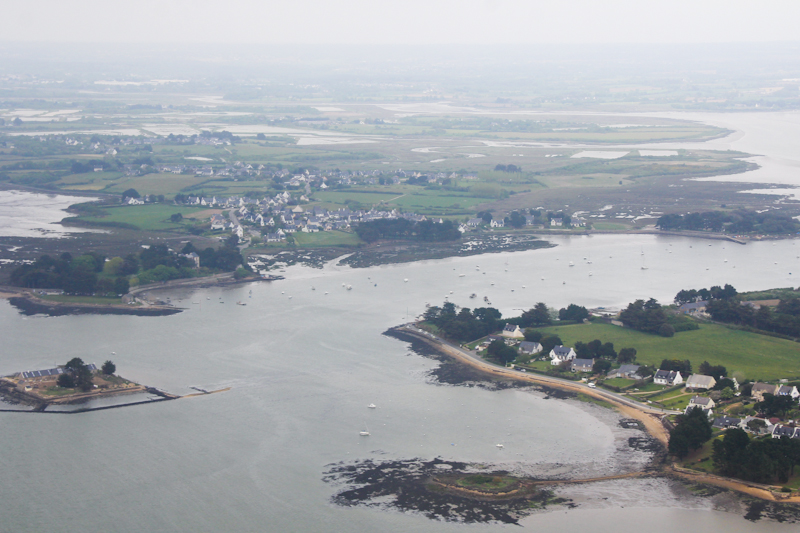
[291, 230, 362, 247]
[73, 204, 211, 231]
[536, 322, 800, 381]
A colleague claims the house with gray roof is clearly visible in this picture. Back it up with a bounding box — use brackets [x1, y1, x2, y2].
[501, 324, 524, 339]
[751, 382, 779, 401]
[685, 374, 716, 391]
[771, 425, 800, 439]
[653, 369, 683, 386]
[518, 341, 543, 355]
[712, 416, 742, 430]
[607, 364, 642, 380]
[549, 345, 577, 365]
[571, 358, 594, 373]
[777, 385, 800, 400]
[688, 396, 716, 409]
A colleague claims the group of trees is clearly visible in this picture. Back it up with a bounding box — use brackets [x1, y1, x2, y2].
[11, 252, 130, 295]
[11, 241, 243, 294]
[558, 304, 590, 322]
[674, 284, 737, 305]
[494, 164, 522, 173]
[712, 428, 800, 483]
[423, 302, 502, 342]
[355, 219, 461, 243]
[56, 358, 116, 391]
[707, 297, 800, 338]
[656, 209, 800, 235]
[668, 406, 714, 458]
[619, 298, 674, 336]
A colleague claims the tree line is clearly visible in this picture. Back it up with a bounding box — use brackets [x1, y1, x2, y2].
[656, 209, 800, 235]
[10, 240, 243, 295]
[355, 219, 461, 244]
[712, 428, 800, 484]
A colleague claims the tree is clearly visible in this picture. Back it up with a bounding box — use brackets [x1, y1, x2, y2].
[699, 361, 727, 380]
[57, 373, 75, 388]
[559, 304, 589, 322]
[540, 335, 563, 354]
[668, 406, 713, 458]
[593, 359, 612, 374]
[65, 357, 93, 392]
[599, 342, 617, 359]
[523, 328, 543, 342]
[121, 188, 140, 200]
[170, 213, 183, 223]
[756, 394, 795, 418]
[507, 210, 526, 229]
[658, 323, 675, 337]
[618, 348, 637, 364]
[520, 303, 551, 326]
[101, 360, 116, 375]
[720, 387, 735, 400]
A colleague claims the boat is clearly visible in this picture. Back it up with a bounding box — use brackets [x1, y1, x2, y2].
[484, 296, 489, 302]
[404, 278, 408, 282]
[496, 444, 504, 449]
[311, 286, 315, 291]
[569, 261, 574, 267]
[237, 301, 246, 306]
[459, 274, 465, 277]
[360, 423, 370, 436]
[368, 403, 376, 409]
[470, 293, 477, 299]
[641, 266, 648, 270]
[346, 285, 352, 290]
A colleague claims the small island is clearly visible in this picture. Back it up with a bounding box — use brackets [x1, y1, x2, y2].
[0, 357, 176, 412]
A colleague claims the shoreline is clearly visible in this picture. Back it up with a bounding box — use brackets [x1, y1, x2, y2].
[0, 273, 281, 316]
[387, 324, 800, 504]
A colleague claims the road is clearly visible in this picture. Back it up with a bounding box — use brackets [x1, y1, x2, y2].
[402, 324, 681, 417]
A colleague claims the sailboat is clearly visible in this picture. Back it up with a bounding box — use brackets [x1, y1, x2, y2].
[360, 423, 370, 436]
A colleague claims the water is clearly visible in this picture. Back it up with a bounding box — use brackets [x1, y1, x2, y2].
[0, 190, 99, 238]
[1, 234, 798, 531]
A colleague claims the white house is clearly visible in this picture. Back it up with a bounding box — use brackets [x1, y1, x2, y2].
[653, 370, 683, 386]
[777, 385, 800, 400]
[751, 382, 779, 401]
[685, 374, 716, 390]
[518, 341, 543, 355]
[501, 324, 524, 339]
[549, 345, 576, 365]
[571, 358, 594, 373]
[688, 396, 716, 410]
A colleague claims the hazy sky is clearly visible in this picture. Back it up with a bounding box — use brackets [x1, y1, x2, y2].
[5, 0, 800, 45]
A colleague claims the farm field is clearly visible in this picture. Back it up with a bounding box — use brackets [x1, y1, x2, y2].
[536, 322, 800, 382]
[72, 204, 211, 231]
[292, 230, 362, 247]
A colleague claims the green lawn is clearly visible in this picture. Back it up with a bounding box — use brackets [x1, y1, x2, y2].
[73, 204, 210, 231]
[292, 230, 363, 247]
[604, 377, 636, 388]
[536, 322, 800, 381]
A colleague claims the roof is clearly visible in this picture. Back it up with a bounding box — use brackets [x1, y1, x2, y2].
[616, 364, 640, 374]
[519, 341, 542, 352]
[690, 396, 713, 406]
[686, 374, 716, 388]
[503, 323, 519, 332]
[772, 425, 797, 437]
[777, 385, 797, 395]
[712, 416, 741, 428]
[752, 382, 778, 393]
[679, 301, 708, 311]
[572, 358, 594, 367]
[551, 345, 574, 356]
[654, 369, 679, 380]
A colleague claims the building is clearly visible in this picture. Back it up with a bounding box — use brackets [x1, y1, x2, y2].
[518, 341, 543, 355]
[607, 364, 642, 380]
[550, 345, 577, 365]
[501, 324, 524, 339]
[571, 358, 594, 373]
[653, 370, 683, 386]
[685, 374, 717, 391]
[777, 385, 800, 399]
[771, 425, 800, 439]
[751, 382, 779, 402]
[712, 416, 742, 430]
[688, 396, 716, 410]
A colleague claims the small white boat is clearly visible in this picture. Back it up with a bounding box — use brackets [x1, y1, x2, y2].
[641, 266, 648, 270]
[311, 286, 315, 290]
[569, 261, 574, 267]
[368, 403, 376, 409]
[360, 423, 370, 436]
[470, 293, 477, 298]
[346, 285, 352, 290]
[404, 279, 409, 282]
[324, 291, 329, 295]
[237, 301, 246, 306]
[496, 444, 504, 449]
[459, 274, 465, 277]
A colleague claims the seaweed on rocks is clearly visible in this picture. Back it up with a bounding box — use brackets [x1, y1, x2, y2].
[382, 327, 528, 390]
[323, 457, 570, 524]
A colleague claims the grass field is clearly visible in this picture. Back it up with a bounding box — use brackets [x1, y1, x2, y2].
[536, 322, 800, 381]
[292, 230, 362, 247]
[74, 204, 210, 231]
